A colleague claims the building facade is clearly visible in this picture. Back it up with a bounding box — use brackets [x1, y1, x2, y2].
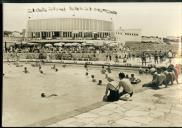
[26, 18, 114, 42]
[114, 28, 141, 46]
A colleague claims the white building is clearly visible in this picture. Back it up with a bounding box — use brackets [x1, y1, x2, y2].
[114, 27, 141, 47]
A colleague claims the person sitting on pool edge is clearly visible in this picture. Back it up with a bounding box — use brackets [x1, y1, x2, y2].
[103, 73, 133, 102]
[103, 76, 120, 102]
[149, 65, 156, 75]
[167, 64, 179, 84]
[163, 70, 176, 87]
[129, 74, 141, 84]
[142, 68, 166, 89]
[118, 72, 133, 99]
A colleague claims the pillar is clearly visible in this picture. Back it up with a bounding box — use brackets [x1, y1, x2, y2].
[40, 32, 42, 39]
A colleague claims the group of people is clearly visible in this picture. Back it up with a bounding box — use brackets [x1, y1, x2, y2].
[84, 63, 134, 102]
[4, 54, 181, 102]
[102, 63, 180, 102]
[142, 64, 179, 89]
[141, 50, 174, 66]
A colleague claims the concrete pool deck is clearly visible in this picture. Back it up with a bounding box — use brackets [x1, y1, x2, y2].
[47, 82, 182, 127]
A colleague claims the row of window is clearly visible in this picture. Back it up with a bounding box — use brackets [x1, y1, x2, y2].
[31, 31, 111, 38]
[125, 33, 139, 36]
[115, 32, 139, 36]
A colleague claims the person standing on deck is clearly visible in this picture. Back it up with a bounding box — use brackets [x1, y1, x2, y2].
[154, 51, 159, 64]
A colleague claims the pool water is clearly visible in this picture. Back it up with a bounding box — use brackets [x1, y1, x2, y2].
[2, 62, 152, 127]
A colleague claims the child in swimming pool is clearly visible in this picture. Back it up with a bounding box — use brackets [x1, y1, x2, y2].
[129, 74, 141, 84]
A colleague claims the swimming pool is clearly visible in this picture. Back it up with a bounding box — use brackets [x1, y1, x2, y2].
[2, 62, 152, 127]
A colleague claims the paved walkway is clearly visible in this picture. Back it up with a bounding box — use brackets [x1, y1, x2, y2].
[47, 83, 182, 127]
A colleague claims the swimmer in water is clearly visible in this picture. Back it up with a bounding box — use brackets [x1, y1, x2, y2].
[55, 68, 58, 72]
[51, 64, 56, 69]
[91, 75, 96, 82]
[39, 65, 42, 70]
[39, 69, 44, 74]
[23, 67, 29, 74]
[84, 62, 88, 71]
[139, 67, 144, 74]
[85, 72, 89, 76]
[41, 93, 58, 98]
[97, 80, 102, 85]
[62, 64, 66, 68]
[39, 67, 44, 74]
[101, 65, 106, 74]
[125, 74, 129, 79]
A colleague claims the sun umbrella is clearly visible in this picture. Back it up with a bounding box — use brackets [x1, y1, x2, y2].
[64, 43, 72, 46]
[45, 44, 53, 47]
[72, 43, 81, 46]
[82, 41, 94, 46]
[27, 43, 39, 46]
[54, 43, 65, 47]
[108, 43, 117, 47]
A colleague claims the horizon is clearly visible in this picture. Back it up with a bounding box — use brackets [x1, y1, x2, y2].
[3, 3, 182, 37]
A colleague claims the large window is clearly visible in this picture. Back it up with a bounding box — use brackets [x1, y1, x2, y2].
[52, 31, 60, 39]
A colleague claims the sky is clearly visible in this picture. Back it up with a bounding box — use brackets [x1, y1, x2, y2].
[3, 3, 182, 37]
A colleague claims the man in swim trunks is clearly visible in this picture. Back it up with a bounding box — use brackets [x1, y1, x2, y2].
[143, 68, 166, 89]
[103, 73, 133, 102]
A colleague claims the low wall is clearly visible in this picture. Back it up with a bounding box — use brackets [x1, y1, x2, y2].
[3, 53, 116, 61]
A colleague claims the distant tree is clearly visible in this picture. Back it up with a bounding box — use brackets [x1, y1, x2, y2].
[4, 31, 12, 36]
